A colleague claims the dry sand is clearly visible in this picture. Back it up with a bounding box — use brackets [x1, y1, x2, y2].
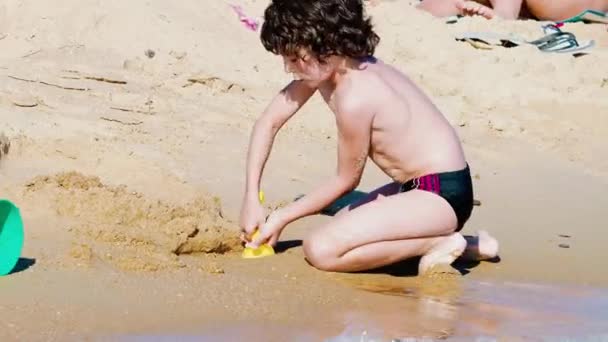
[1, 0, 608, 340]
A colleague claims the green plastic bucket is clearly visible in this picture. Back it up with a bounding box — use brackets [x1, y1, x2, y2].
[0, 200, 24, 276]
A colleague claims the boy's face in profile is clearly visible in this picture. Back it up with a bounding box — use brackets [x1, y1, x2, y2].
[282, 48, 336, 85]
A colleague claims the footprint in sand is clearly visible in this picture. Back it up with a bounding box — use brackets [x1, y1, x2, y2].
[10, 94, 38, 108]
[0, 132, 10, 160]
[184, 74, 246, 94]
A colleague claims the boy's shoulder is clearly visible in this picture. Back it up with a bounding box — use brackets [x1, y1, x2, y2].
[335, 64, 386, 111]
[332, 81, 377, 122]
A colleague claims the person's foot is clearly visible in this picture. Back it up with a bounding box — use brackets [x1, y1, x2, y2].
[461, 230, 499, 261]
[419, 233, 467, 275]
[456, 1, 495, 19]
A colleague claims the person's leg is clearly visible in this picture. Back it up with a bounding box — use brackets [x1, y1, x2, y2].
[303, 189, 467, 274]
[525, 0, 608, 21]
[417, 0, 496, 19]
[330, 180, 499, 263]
[489, 0, 523, 19]
[334, 181, 401, 217]
[417, 0, 465, 17]
[458, 1, 496, 18]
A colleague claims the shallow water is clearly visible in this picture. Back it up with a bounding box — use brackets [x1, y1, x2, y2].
[456, 280, 608, 340]
[107, 279, 608, 341]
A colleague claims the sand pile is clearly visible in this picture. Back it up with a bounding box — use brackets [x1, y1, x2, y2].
[23, 171, 242, 271]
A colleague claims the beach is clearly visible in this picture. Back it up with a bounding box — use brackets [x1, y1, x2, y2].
[1, 0, 608, 340]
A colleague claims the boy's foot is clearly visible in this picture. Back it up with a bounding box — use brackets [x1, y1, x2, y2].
[456, 1, 495, 19]
[462, 230, 499, 261]
[419, 233, 467, 275]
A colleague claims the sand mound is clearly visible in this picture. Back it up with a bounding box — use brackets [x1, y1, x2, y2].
[24, 171, 242, 271]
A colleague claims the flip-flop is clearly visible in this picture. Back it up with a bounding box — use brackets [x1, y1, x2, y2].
[455, 28, 594, 54]
[535, 24, 595, 54]
[530, 31, 578, 51]
[454, 31, 527, 47]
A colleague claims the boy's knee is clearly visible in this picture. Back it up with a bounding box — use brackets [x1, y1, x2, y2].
[303, 236, 339, 271]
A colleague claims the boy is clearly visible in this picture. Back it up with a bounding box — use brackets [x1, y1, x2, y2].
[418, 0, 608, 21]
[240, 0, 498, 274]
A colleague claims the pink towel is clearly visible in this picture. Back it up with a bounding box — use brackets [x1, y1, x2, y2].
[229, 4, 261, 32]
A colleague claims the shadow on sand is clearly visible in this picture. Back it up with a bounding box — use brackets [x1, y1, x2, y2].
[9, 257, 36, 274]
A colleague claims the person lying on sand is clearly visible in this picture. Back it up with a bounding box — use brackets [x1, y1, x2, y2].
[417, 0, 608, 21]
[239, 0, 498, 274]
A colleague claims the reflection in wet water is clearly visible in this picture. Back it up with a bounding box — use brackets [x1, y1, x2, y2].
[456, 280, 608, 340]
[329, 266, 608, 340]
[324, 267, 465, 339]
[111, 278, 608, 341]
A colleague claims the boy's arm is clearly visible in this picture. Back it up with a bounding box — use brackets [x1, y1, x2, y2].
[277, 101, 373, 224]
[244, 80, 317, 203]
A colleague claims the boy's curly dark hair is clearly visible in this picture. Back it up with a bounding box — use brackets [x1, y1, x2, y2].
[260, 0, 380, 61]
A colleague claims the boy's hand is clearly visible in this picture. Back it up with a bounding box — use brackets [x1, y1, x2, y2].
[247, 209, 287, 248]
[239, 199, 266, 242]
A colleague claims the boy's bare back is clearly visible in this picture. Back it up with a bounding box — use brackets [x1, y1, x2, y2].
[317, 57, 467, 184]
